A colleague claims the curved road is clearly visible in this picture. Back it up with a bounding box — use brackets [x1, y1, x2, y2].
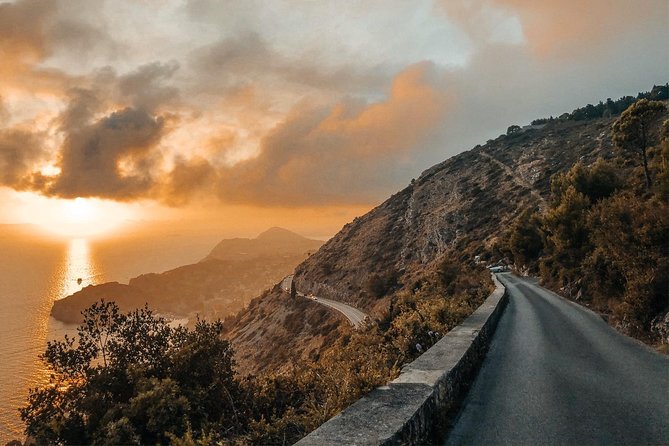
[280, 275, 367, 328]
[303, 294, 367, 328]
[446, 273, 669, 446]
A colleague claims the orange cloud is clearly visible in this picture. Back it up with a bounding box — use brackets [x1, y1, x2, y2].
[215, 62, 450, 206]
[441, 0, 667, 57]
[0, 127, 47, 189]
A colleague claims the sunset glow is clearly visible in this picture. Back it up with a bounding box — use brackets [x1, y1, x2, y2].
[0, 0, 665, 239]
[0, 0, 667, 443]
[15, 195, 136, 238]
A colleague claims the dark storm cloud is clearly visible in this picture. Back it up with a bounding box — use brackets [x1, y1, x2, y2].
[48, 107, 165, 199]
[29, 62, 183, 200]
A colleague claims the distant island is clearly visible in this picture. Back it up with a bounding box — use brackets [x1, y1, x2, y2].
[50, 227, 323, 324]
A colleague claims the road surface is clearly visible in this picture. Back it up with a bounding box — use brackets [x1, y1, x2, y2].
[280, 275, 367, 328]
[445, 273, 669, 446]
[303, 294, 367, 328]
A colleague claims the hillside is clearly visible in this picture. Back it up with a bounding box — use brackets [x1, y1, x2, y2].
[293, 118, 618, 308]
[51, 228, 323, 324]
[226, 118, 616, 372]
[226, 95, 669, 376]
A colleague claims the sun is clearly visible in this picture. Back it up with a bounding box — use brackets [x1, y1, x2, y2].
[12, 194, 136, 238]
[47, 198, 136, 237]
[63, 198, 96, 224]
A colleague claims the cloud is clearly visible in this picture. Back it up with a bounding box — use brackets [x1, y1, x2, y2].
[215, 62, 449, 205]
[440, 0, 668, 57]
[47, 107, 166, 199]
[0, 0, 119, 96]
[160, 157, 217, 206]
[0, 0, 666, 213]
[118, 61, 181, 111]
[188, 33, 390, 98]
[501, 0, 666, 56]
[0, 0, 55, 64]
[0, 96, 8, 125]
[0, 128, 46, 188]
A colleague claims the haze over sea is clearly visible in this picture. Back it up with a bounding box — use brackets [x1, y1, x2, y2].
[0, 224, 222, 442]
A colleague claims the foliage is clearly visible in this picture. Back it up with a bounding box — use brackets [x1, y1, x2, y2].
[365, 270, 399, 298]
[540, 185, 591, 286]
[612, 99, 667, 189]
[243, 258, 492, 445]
[23, 258, 493, 445]
[20, 302, 245, 445]
[531, 84, 668, 125]
[655, 119, 669, 200]
[503, 102, 669, 342]
[549, 159, 621, 204]
[585, 193, 669, 337]
[506, 209, 543, 270]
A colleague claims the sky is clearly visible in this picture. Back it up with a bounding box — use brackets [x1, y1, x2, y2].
[0, 0, 667, 238]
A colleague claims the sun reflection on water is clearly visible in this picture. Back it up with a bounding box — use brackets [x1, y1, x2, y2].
[58, 238, 101, 298]
[1, 238, 105, 440]
[40, 239, 104, 374]
[45, 237, 104, 346]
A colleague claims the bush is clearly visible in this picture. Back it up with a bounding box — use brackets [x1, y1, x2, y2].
[21, 302, 245, 445]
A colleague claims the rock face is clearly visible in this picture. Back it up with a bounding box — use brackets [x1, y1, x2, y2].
[293, 118, 616, 312]
[51, 229, 323, 324]
[227, 117, 620, 374]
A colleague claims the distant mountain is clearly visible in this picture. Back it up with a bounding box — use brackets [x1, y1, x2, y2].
[204, 227, 323, 262]
[51, 228, 324, 324]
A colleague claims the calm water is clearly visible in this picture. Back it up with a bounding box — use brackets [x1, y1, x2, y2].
[0, 226, 221, 442]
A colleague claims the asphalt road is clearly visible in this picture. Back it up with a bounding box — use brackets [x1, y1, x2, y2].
[280, 275, 367, 328]
[308, 295, 367, 328]
[445, 273, 669, 446]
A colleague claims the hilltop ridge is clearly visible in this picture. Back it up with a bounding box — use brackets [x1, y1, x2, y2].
[204, 227, 322, 262]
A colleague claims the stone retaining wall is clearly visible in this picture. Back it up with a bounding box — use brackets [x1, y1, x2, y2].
[296, 274, 508, 446]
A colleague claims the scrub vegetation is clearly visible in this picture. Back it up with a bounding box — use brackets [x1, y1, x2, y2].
[502, 99, 669, 342]
[21, 259, 491, 445]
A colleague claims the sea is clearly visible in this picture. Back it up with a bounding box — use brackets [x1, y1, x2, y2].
[0, 224, 222, 442]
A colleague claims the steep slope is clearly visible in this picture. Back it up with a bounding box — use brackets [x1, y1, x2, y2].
[294, 118, 616, 312]
[51, 228, 323, 323]
[224, 285, 345, 375]
[227, 117, 623, 374]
